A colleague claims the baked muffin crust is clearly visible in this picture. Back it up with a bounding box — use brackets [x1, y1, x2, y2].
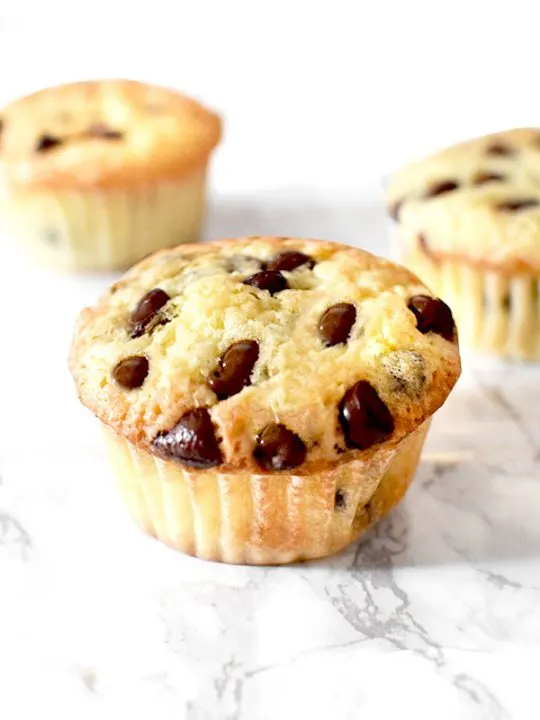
[386, 128, 540, 274]
[0, 79, 221, 190]
[70, 237, 461, 474]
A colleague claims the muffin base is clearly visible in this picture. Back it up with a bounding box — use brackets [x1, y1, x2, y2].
[102, 421, 430, 565]
[399, 241, 540, 361]
[2, 166, 208, 272]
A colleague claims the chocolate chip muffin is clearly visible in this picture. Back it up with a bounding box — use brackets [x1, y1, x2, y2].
[386, 128, 540, 360]
[0, 79, 221, 271]
[69, 237, 461, 564]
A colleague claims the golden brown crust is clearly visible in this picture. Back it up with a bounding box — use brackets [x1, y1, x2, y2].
[69, 236, 461, 475]
[386, 128, 540, 274]
[0, 79, 221, 190]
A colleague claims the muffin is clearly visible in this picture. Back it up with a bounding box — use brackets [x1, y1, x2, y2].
[69, 236, 461, 565]
[386, 128, 540, 360]
[0, 79, 221, 271]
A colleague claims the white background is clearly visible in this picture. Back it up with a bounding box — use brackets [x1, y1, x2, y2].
[0, 0, 539, 194]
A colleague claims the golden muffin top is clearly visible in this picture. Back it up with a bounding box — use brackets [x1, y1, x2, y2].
[69, 237, 461, 474]
[0, 79, 221, 190]
[386, 128, 540, 273]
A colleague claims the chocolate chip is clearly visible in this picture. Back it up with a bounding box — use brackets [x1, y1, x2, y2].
[339, 381, 394, 450]
[129, 288, 170, 337]
[244, 270, 288, 295]
[486, 142, 514, 157]
[425, 180, 460, 198]
[389, 199, 404, 221]
[112, 355, 149, 389]
[473, 171, 505, 186]
[319, 303, 357, 346]
[153, 408, 222, 468]
[86, 123, 123, 140]
[334, 489, 347, 510]
[208, 340, 259, 399]
[253, 423, 307, 471]
[408, 294, 455, 341]
[495, 199, 539, 212]
[266, 251, 315, 272]
[36, 134, 63, 152]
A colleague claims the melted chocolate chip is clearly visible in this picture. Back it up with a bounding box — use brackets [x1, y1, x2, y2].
[253, 423, 307, 471]
[129, 288, 170, 338]
[244, 270, 288, 295]
[112, 355, 149, 389]
[319, 303, 356, 346]
[473, 171, 505, 186]
[408, 294, 455, 341]
[153, 408, 222, 468]
[266, 251, 315, 272]
[389, 199, 404, 221]
[495, 199, 540, 212]
[486, 142, 514, 157]
[425, 180, 460, 198]
[86, 123, 123, 140]
[36, 134, 63, 152]
[339, 381, 394, 450]
[334, 489, 347, 510]
[208, 340, 259, 399]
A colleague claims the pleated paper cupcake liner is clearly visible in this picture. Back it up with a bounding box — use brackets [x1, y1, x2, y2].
[3, 166, 208, 272]
[102, 421, 429, 565]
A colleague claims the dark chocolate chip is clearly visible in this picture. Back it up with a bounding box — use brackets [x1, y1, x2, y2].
[486, 142, 514, 157]
[208, 340, 259, 399]
[339, 381, 395, 450]
[153, 408, 222, 468]
[253, 423, 307, 471]
[495, 199, 540, 212]
[244, 270, 288, 295]
[266, 251, 315, 272]
[473, 171, 505, 186]
[334, 489, 347, 510]
[86, 123, 123, 140]
[36, 134, 63, 152]
[425, 180, 460, 198]
[319, 303, 357, 346]
[408, 294, 455, 341]
[389, 199, 404, 221]
[129, 288, 170, 337]
[112, 355, 149, 389]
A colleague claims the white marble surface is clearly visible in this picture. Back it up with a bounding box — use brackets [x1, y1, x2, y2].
[1, 194, 540, 719]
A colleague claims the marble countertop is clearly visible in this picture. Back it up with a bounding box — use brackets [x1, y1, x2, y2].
[1, 194, 539, 720]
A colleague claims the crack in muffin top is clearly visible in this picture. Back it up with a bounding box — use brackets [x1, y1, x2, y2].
[69, 237, 461, 473]
[386, 128, 540, 273]
[0, 79, 221, 190]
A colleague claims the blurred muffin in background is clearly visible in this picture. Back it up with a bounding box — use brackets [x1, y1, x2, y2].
[0, 79, 222, 271]
[386, 129, 540, 360]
